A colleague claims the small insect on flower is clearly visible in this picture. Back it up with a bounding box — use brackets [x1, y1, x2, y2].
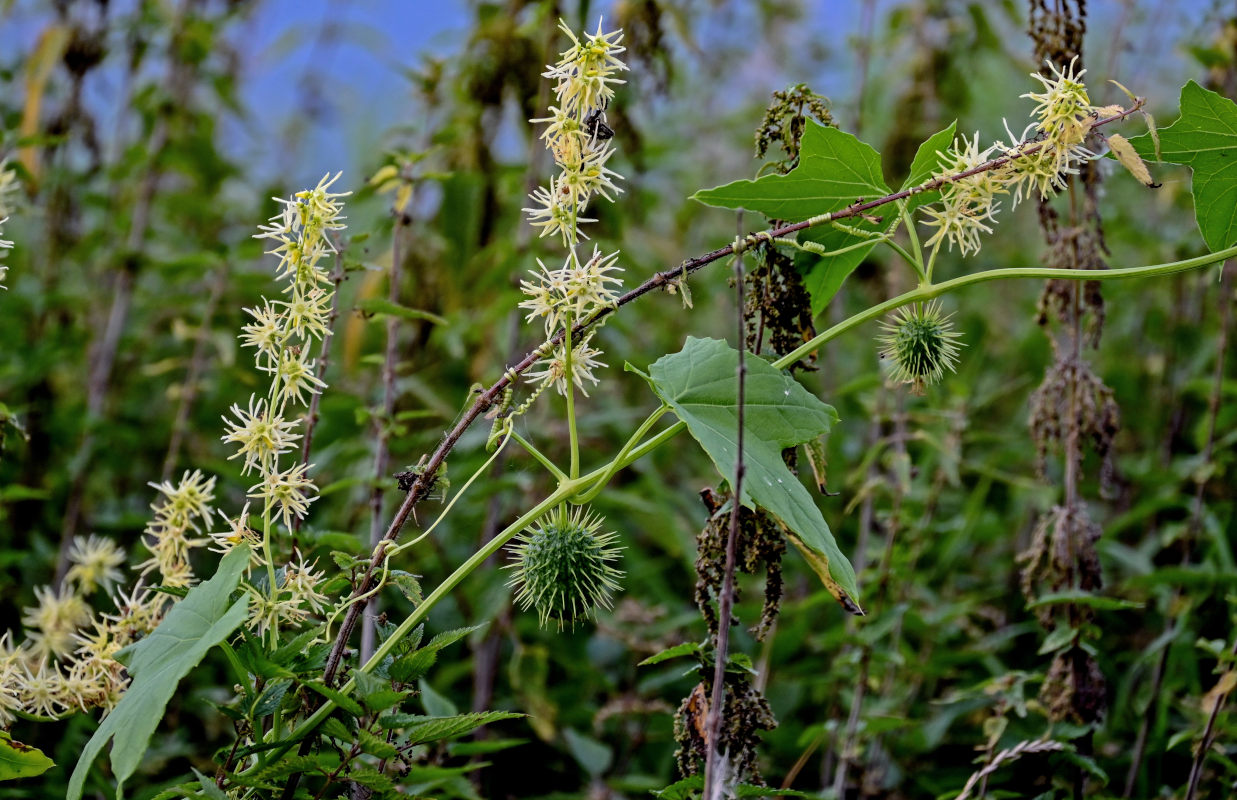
[878, 302, 965, 395]
[583, 105, 615, 143]
[506, 505, 624, 630]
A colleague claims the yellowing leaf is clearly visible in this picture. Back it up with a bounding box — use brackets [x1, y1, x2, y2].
[395, 182, 413, 214]
[369, 164, 399, 186]
[1106, 133, 1156, 187]
[19, 25, 70, 185]
[648, 337, 861, 613]
[1203, 670, 1237, 714]
[0, 732, 54, 781]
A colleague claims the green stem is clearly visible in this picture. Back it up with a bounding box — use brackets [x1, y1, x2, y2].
[883, 236, 922, 283]
[564, 321, 579, 480]
[776, 244, 1237, 369]
[246, 477, 590, 769]
[922, 238, 943, 285]
[776, 234, 891, 259]
[586, 418, 687, 475]
[511, 429, 567, 483]
[900, 201, 923, 259]
[218, 641, 251, 698]
[260, 503, 277, 645]
[894, 202, 926, 282]
[571, 404, 671, 504]
[241, 241, 1237, 777]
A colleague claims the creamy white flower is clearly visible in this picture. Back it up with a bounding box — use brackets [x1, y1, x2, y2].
[221, 395, 302, 475]
[263, 348, 327, 407]
[276, 287, 332, 340]
[248, 462, 318, 529]
[146, 470, 216, 532]
[240, 300, 285, 366]
[524, 178, 593, 246]
[525, 334, 607, 396]
[208, 502, 265, 566]
[65, 535, 127, 595]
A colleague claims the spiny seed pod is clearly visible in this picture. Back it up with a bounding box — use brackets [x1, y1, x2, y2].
[878, 301, 964, 394]
[506, 505, 623, 630]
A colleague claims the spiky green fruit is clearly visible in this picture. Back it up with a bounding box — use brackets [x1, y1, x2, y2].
[506, 505, 623, 630]
[878, 301, 964, 394]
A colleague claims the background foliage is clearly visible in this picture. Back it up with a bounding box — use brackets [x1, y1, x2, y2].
[1, 1, 1234, 798]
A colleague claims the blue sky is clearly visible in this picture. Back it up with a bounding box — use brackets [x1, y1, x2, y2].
[1, 0, 1223, 189]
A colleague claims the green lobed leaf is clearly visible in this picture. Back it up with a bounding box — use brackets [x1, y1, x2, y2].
[236, 630, 293, 680]
[649, 337, 861, 613]
[422, 624, 485, 651]
[388, 624, 482, 683]
[363, 688, 411, 714]
[901, 121, 959, 213]
[692, 120, 889, 221]
[318, 717, 354, 742]
[1126, 81, 1237, 252]
[67, 545, 251, 800]
[390, 570, 423, 604]
[694, 121, 893, 315]
[797, 121, 961, 313]
[1037, 625, 1078, 655]
[357, 729, 399, 759]
[0, 731, 55, 781]
[229, 753, 341, 788]
[192, 767, 229, 800]
[389, 646, 438, 684]
[302, 680, 366, 718]
[271, 626, 325, 666]
[347, 766, 396, 794]
[251, 679, 292, 718]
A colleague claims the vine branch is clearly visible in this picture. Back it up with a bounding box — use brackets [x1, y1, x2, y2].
[320, 98, 1154, 684]
[703, 231, 749, 799]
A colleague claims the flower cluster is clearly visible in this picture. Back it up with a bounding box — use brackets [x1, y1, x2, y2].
[0, 178, 350, 724]
[230, 173, 347, 539]
[521, 21, 628, 400]
[246, 554, 331, 636]
[138, 469, 216, 587]
[921, 133, 1007, 257]
[921, 57, 1110, 257]
[221, 174, 349, 635]
[0, 471, 213, 722]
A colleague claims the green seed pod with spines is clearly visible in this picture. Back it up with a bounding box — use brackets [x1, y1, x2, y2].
[506, 505, 624, 630]
[878, 301, 964, 394]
